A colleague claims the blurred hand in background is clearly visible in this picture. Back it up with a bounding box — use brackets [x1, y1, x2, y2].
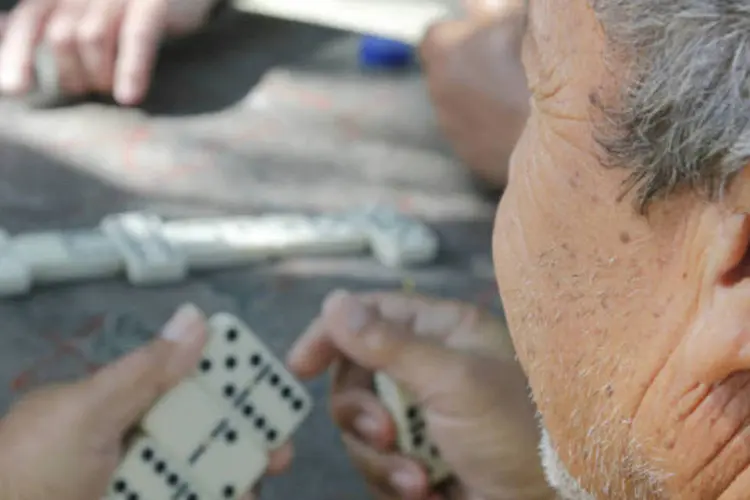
[0, 0, 220, 105]
[420, 0, 529, 190]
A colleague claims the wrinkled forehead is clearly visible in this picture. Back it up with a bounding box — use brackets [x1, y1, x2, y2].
[526, 0, 599, 43]
[524, 0, 608, 84]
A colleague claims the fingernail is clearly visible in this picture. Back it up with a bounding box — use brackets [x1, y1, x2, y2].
[389, 469, 421, 495]
[322, 289, 350, 314]
[323, 290, 369, 332]
[162, 303, 205, 342]
[345, 299, 369, 332]
[114, 82, 137, 105]
[353, 414, 380, 439]
[0, 68, 21, 94]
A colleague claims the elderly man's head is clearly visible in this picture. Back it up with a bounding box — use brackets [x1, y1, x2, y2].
[493, 1, 750, 498]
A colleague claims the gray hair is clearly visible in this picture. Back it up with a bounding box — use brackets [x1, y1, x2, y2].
[590, 1, 750, 213]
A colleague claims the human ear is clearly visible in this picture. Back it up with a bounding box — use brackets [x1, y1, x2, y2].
[683, 208, 750, 384]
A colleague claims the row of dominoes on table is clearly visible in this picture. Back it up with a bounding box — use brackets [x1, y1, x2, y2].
[0, 205, 439, 296]
[106, 310, 451, 499]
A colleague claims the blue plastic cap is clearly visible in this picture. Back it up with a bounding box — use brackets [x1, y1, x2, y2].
[358, 35, 415, 69]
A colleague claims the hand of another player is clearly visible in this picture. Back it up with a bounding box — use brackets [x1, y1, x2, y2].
[288, 291, 555, 500]
[420, 0, 529, 189]
[0, 0, 219, 104]
[0, 304, 292, 500]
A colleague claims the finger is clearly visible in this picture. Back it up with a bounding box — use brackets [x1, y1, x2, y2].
[436, 479, 466, 500]
[419, 19, 477, 72]
[239, 485, 261, 500]
[343, 433, 431, 500]
[330, 357, 374, 394]
[77, 0, 126, 92]
[77, 303, 208, 434]
[287, 316, 340, 379]
[267, 442, 294, 475]
[236, 446, 294, 500]
[319, 290, 486, 412]
[288, 293, 469, 378]
[358, 292, 470, 340]
[44, 0, 90, 95]
[113, 0, 166, 104]
[0, 13, 10, 38]
[0, 0, 55, 94]
[330, 388, 396, 451]
[359, 291, 514, 359]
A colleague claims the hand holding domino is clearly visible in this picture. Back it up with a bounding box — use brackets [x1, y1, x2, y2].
[0, 304, 295, 500]
[289, 290, 553, 500]
[288, 291, 458, 497]
[106, 306, 313, 500]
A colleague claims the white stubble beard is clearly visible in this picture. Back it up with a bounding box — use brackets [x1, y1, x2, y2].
[539, 426, 597, 500]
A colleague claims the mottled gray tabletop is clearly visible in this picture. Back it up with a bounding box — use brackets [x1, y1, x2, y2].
[0, 11, 499, 499]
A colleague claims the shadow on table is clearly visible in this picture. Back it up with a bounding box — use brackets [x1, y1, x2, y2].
[139, 11, 355, 116]
[39, 10, 349, 116]
[0, 138, 140, 231]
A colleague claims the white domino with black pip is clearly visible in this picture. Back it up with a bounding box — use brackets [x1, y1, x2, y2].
[374, 372, 451, 484]
[139, 379, 269, 500]
[194, 313, 313, 450]
[0, 230, 31, 296]
[106, 434, 211, 500]
[100, 212, 188, 285]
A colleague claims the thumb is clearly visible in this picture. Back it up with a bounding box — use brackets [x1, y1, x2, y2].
[0, 14, 8, 39]
[420, 18, 476, 67]
[319, 291, 491, 414]
[77, 303, 208, 435]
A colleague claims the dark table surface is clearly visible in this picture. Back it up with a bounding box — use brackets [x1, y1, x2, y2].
[0, 10, 500, 499]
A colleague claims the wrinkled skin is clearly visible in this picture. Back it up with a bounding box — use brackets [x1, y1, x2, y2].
[420, 0, 528, 189]
[494, 0, 750, 498]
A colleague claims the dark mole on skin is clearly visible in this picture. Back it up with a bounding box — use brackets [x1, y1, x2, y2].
[619, 231, 631, 244]
[604, 384, 614, 398]
[569, 171, 581, 188]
